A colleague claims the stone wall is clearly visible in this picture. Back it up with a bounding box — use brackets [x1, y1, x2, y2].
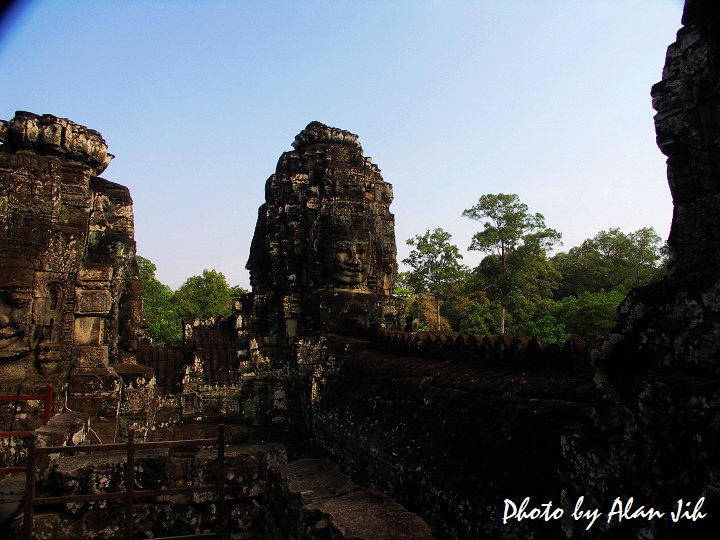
[291, 328, 719, 538]
[136, 344, 184, 397]
[352, 322, 589, 371]
[27, 442, 286, 539]
[135, 311, 294, 430]
[264, 458, 434, 539]
[291, 334, 596, 538]
[15, 439, 433, 540]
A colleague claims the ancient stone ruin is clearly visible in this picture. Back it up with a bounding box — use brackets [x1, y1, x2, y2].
[0, 111, 150, 443]
[1, 1, 720, 538]
[246, 120, 402, 341]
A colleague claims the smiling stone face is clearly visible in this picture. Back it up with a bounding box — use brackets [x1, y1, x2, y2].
[0, 112, 149, 379]
[329, 239, 370, 286]
[318, 201, 376, 291]
[0, 265, 37, 362]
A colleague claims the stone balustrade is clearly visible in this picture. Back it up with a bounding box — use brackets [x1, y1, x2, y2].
[350, 321, 590, 371]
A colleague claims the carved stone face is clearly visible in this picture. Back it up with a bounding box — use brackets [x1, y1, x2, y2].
[0, 266, 36, 361]
[328, 239, 370, 287]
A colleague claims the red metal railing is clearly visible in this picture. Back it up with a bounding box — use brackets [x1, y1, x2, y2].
[23, 425, 227, 540]
[0, 384, 53, 475]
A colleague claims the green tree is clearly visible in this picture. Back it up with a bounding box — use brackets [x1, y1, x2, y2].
[457, 300, 499, 336]
[556, 289, 627, 338]
[440, 269, 497, 334]
[392, 271, 415, 299]
[137, 256, 181, 346]
[172, 269, 245, 321]
[519, 299, 571, 344]
[463, 194, 561, 333]
[517, 289, 627, 343]
[403, 228, 467, 330]
[552, 227, 665, 297]
[404, 294, 454, 332]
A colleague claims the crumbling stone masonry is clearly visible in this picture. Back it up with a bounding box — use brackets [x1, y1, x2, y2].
[176, 122, 409, 431]
[246, 121, 403, 342]
[0, 111, 154, 442]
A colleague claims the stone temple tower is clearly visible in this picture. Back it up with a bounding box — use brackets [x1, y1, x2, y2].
[245, 121, 402, 342]
[0, 111, 149, 440]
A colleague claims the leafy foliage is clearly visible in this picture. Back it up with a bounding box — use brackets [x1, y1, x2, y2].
[404, 294, 453, 332]
[555, 289, 628, 338]
[403, 228, 467, 297]
[403, 228, 467, 330]
[173, 269, 244, 321]
[398, 195, 666, 343]
[462, 194, 561, 333]
[552, 227, 665, 297]
[456, 300, 499, 336]
[463, 194, 561, 256]
[517, 289, 628, 343]
[137, 258, 247, 347]
[137, 256, 180, 346]
[392, 271, 415, 299]
[519, 300, 571, 345]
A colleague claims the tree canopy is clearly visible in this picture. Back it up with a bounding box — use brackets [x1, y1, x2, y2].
[552, 227, 665, 297]
[137, 256, 180, 347]
[396, 195, 666, 343]
[137, 259, 247, 347]
[403, 228, 467, 330]
[173, 269, 245, 321]
[462, 194, 562, 333]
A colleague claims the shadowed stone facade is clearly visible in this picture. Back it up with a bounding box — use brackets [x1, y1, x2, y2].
[612, 0, 720, 374]
[159, 123, 408, 433]
[246, 121, 402, 342]
[0, 111, 150, 441]
[552, 3, 720, 538]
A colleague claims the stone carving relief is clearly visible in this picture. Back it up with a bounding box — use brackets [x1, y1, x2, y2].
[245, 121, 402, 340]
[319, 202, 373, 289]
[0, 111, 147, 379]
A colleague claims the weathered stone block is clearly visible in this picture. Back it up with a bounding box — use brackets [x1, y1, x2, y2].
[72, 345, 109, 368]
[35, 410, 89, 448]
[265, 458, 434, 539]
[25, 512, 76, 540]
[75, 289, 112, 315]
[77, 265, 113, 283]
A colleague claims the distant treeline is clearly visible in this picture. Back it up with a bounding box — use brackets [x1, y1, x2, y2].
[399, 193, 666, 343]
[138, 257, 246, 346]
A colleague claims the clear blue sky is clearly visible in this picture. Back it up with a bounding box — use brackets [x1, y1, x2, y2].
[0, 0, 683, 289]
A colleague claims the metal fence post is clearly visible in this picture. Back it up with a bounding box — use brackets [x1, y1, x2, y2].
[22, 433, 37, 540]
[43, 385, 52, 425]
[125, 426, 136, 540]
